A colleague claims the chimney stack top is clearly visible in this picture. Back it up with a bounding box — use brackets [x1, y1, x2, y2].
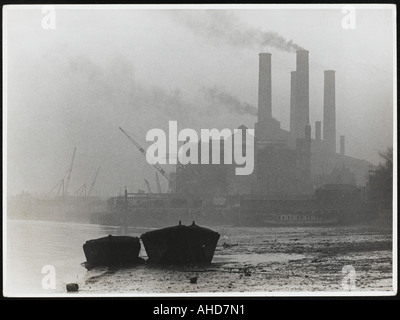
[296, 49, 309, 54]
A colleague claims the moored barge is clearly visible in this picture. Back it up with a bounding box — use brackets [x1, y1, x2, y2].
[83, 235, 142, 268]
[140, 221, 220, 265]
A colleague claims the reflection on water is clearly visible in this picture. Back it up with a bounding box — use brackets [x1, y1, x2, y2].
[4, 218, 393, 296]
[5, 219, 147, 296]
[5, 219, 302, 295]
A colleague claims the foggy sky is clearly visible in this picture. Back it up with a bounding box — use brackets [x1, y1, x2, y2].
[4, 5, 395, 197]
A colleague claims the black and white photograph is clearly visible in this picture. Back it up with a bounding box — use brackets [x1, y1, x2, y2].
[2, 4, 397, 299]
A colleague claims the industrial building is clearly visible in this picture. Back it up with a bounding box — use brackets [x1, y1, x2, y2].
[174, 50, 371, 198]
[89, 50, 378, 228]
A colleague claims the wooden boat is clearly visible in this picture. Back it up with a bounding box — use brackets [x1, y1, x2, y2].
[83, 235, 142, 268]
[140, 221, 220, 265]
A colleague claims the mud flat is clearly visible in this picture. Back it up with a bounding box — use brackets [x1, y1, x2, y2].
[79, 223, 393, 295]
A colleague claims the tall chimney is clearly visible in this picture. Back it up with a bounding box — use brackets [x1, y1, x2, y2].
[295, 50, 309, 139]
[340, 135, 345, 155]
[315, 121, 321, 141]
[258, 53, 272, 122]
[323, 70, 336, 153]
[290, 71, 297, 135]
[305, 124, 311, 140]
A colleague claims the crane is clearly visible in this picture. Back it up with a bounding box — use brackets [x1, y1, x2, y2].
[88, 166, 101, 196]
[47, 179, 64, 198]
[73, 183, 87, 197]
[64, 147, 76, 196]
[119, 127, 170, 182]
[144, 179, 152, 194]
[155, 172, 162, 193]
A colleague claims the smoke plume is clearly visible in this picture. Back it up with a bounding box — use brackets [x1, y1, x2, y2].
[173, 10, 303, 53]
[202, 86, 257, 116]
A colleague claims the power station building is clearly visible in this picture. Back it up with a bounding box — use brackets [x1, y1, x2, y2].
[174, 50, 371, 198]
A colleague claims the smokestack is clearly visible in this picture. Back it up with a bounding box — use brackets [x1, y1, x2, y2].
[315, 121, 321, 141]
[305, 124, 311, 140]
[295, 50, 309, 139]
[340, 135, 345, 155]
[323, 70, 336, 153]
[258, 53, 272, 122]
[290, 71, 297, 134]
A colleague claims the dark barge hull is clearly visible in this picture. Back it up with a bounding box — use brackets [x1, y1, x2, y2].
[140, 222, 220, 265]
[83, 235, 141, 268]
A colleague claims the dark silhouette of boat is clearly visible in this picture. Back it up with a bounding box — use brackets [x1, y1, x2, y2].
[83, 235, 142, 268]
[140, 221, 220, 265]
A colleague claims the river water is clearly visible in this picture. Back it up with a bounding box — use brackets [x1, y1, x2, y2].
[4, 218, 394, 297]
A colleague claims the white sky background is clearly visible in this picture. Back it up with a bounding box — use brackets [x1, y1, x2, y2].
[4, 5, 395, 197]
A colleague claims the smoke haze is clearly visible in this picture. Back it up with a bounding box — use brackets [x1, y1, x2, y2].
[172, 10, 304, 52]
[202, 86, 257, 116]
[4, 7, 394, 197]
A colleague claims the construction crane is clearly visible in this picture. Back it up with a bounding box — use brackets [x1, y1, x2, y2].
[155, 172, 162, 193]
[73, 183, 87, 197]
[64, 147, 76, 196]
[144, 179, 152, 194]
[119, 127, 170, 182]
[46, 146, 76, 198]
[47, 179, 64, 198]
[88, 166, 101, 196]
